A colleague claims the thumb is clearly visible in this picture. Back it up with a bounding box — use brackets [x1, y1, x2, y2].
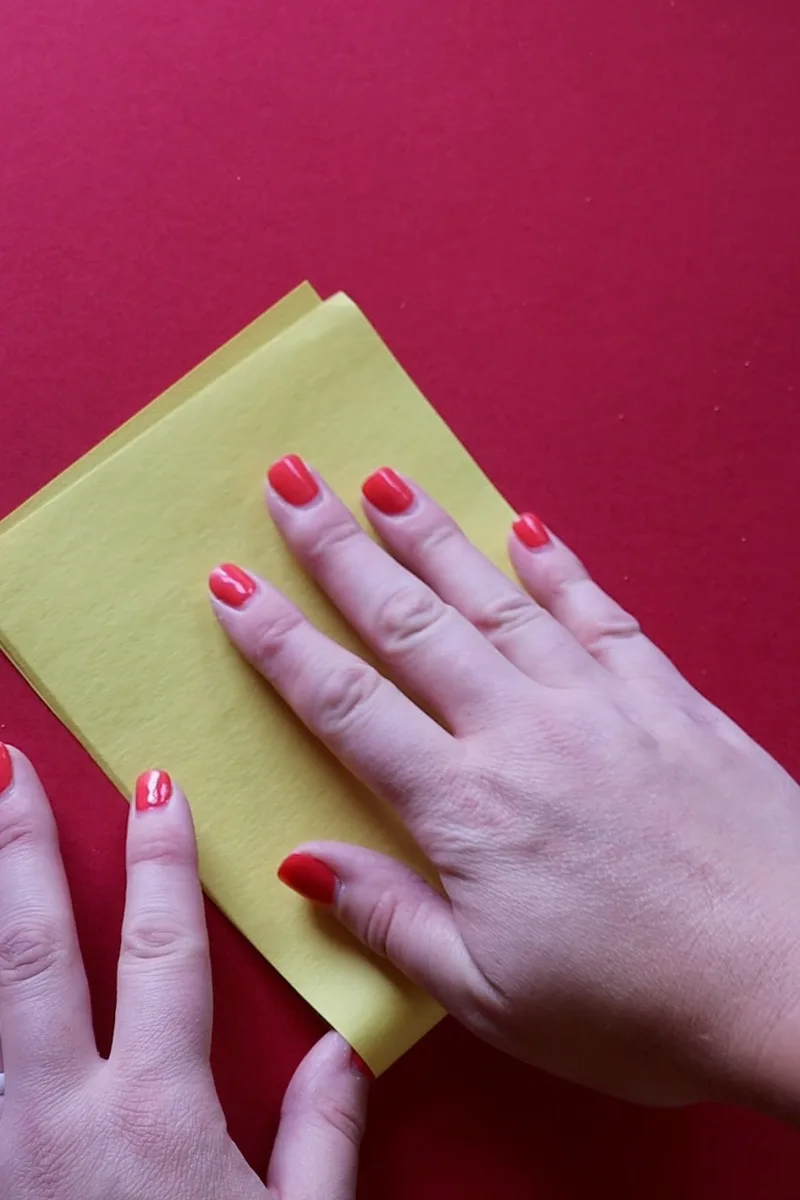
[267, 1032, 368, 1200]
[277, 843, 479, 1013]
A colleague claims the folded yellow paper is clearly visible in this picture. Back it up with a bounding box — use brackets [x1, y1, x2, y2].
[0, 284, 514, 1073]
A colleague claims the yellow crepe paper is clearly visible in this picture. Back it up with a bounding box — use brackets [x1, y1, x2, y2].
[0, 285, 514, 1073]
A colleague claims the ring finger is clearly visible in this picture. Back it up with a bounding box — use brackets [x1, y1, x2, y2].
[262, 456, 530, 734]
[360, 468, 603, 688]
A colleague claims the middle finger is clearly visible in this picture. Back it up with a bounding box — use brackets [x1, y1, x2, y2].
[264, 456, 529, 734]
[0, 745, 96, 1085]
[112, 772, 212, 1075]
[361, 470, 603, 688]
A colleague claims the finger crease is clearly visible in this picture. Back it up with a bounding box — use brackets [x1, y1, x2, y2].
[474, 593, 542, 638]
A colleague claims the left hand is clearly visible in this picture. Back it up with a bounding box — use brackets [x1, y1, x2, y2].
[0, 744, 369, 1199]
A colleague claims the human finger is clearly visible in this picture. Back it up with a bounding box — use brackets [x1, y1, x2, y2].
[267, 1031, 368, 1200]
[0, 744, 97, 1087]
[508, 518, 697, 698]
[112, 771, 212, 1076]
[360, 468, 603, 688]
[209, 567, 457, 831]
[277, 843, 492, 1017]
[263, 456, 529, 733]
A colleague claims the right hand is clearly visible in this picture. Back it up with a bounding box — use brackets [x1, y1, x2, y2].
[0, 743, 369, 1199]
[211, 459, 800, 1115]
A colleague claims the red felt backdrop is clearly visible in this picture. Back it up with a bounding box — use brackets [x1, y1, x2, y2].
[2, 1, 800, 1194]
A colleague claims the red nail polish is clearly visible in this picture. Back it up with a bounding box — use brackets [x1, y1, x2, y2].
[351, 1050, 376, 1082]
[135, 770, 173, 812]
[362, 467, 414, 515]
[209, 563, 257, 608]
[0, 743, 12, 793]
[513, 513, 550, 549]
[277, 853, 338, 905]
[267, 455, 319, 506]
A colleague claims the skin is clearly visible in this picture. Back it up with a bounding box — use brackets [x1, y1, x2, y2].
[3, 462, 800, 1196]
[212, 466, 800, 1118]
[0, 749, 368, 1199]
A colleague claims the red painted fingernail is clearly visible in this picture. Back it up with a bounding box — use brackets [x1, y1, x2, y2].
[513, 513, 550, 549]
[0, 743, 13, 794]
[277, 853, 338, 905]
[209, 563, 257, 608]
[135, 770, 173, 812]
[351, 1050, 376, 1082]
[267, 455, 319, 506]
[362, 467, 414, 515]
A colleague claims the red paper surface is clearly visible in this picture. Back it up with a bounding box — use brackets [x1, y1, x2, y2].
[2, 1, 800, 1194]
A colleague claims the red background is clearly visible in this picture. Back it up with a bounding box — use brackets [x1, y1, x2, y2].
[2, 1, 800, 1194]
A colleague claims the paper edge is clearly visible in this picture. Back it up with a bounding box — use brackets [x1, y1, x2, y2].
[0, 282, 322, 535]
[0, 283, 462, 1073]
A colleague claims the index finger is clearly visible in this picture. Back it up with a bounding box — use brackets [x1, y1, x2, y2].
[264, 456, 528, 732]
[208, 566, 457, 834]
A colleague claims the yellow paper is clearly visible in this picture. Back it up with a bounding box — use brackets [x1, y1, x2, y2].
[0, 286, 514, 1073]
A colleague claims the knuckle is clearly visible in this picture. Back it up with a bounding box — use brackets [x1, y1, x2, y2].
[0, 920, 64, 989]
[560, 581, 641, 655]
[581, 610, 641, 656]
[600, 606, 641, 638]
[306, 664, 382, 736]
[361, 889, 410, 962]
[308, 1096, 366, 1151]
[416, 516, 462, 557]
[249, 606, 306, 672]
[306, 517, 362, 564]
[121, 913, 206, 964]
[373, 584, 448, 653]
[127, 832, 195, 872]
[474, 589, 543, 639]
[0, 807, 38, 856]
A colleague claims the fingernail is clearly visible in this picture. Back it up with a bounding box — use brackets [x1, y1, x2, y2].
[209, 563, 257, 608]
[350, 1050, 376, 1082]
[277, 853, 338, 905]
[267, 455, 319, 506]
[135, 770, 173, 812]
[362, 467, 414, 515]
[0, 743, 13, 794]
[513, 513, 550, 549]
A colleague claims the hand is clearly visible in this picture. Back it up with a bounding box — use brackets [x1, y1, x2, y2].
[0, 745, 369, 1199]
[210, 459, 800, 1114]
